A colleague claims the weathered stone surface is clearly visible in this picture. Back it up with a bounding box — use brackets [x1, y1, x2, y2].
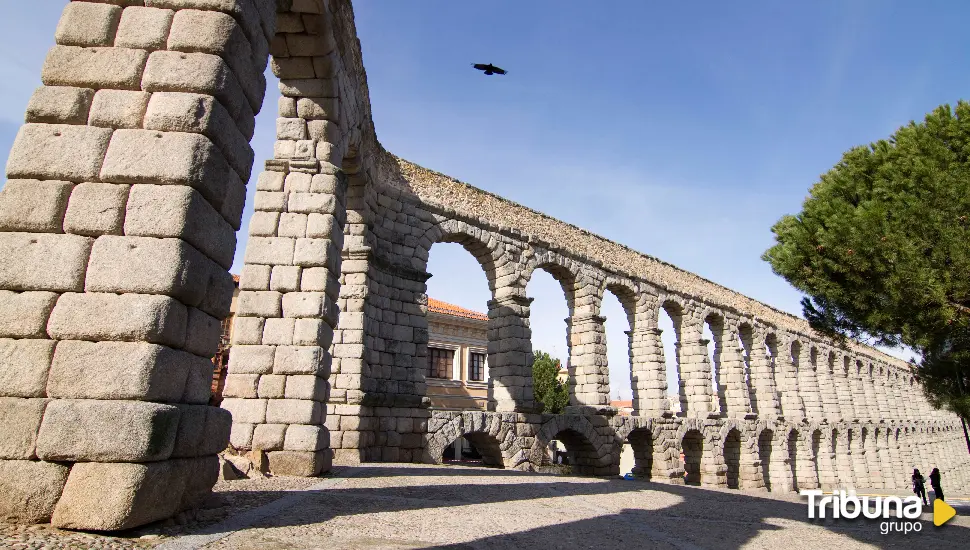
[0, 339, 54, 398]
[267, 449, 330, 477]
[0, 460, 69, 524]
[228, 345, 275, 375]
[0, 398, 48, 459]
[283, 424, 327, 452]
[143, 92, 254, 181]
[184, 307, 222, 357]
[0, 233, 93, 293]
[6, 123, 112, 182]
[36, 400, 180, 462]
[221, 397, 267, 424]
[100, 129, 237, 212]
[124, 184, 236, 269]
[0, 291, 58, 339]
[47, 341, 195, 402]
[42, 45, 148, 90]
[252, 423, 286, 450]
[63, 182, 130, 236]
[25, 86, 94, 125]
[170, 404, 207, 458]
[141, 50, 252, 136]
[182, 357, 216, 404]
[115, 6, 174, 51]
[54, 2, 122, 47]
[47, 292, 187, 348]
[200, 406, 232, 455]
[177, 455, 219, 511]
[167, 9, 264, 111]
[88, 90, 151, 129]
[86, 236, 214, 306]
[52, 461, 184, 531]
[0, 180, 74, 233]
[266, 399, 321, 424]
[274, 345, 330, 376]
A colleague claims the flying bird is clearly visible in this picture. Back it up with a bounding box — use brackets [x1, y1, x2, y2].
[472, 63, 507, 76]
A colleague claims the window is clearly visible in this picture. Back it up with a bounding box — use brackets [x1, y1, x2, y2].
[469, 352, 486, 381]
[428, 347, 454, 379]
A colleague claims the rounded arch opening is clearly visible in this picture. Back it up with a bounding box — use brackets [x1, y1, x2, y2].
[440, 432, 505, 468]
[724, 428, 742, 489]
[758, 429, 775, 491]
[682, 428, 704, 486]
[627, 428, 654, 480]
[737, 323, 756, 411]
[788, 429, 800, 490]
[547, 428, 601, 476]
[527, 266, 574, 410]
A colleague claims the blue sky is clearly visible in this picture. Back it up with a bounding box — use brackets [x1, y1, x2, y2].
[3, 1, 966, 399]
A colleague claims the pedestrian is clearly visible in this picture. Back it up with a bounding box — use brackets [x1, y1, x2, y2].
[930, 467, 944, 502]
[912, 468, 928, 506]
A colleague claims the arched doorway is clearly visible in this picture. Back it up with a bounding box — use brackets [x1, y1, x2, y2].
[682, 429, 704, 486]
[759, 429, 774, 491]
[441, 433, 505, 468]
[628, 428, 654, 479]
[724, 428, 742, 489]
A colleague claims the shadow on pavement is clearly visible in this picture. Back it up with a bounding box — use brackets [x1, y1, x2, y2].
[175, 465, 970, 549]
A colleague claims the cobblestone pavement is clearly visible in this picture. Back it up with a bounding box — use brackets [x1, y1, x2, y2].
[3, 464, 969, 549]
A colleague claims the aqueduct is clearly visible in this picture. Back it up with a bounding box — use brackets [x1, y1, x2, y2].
[0, 0, 967, 531]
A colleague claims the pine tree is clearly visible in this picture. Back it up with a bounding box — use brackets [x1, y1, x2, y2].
[763, 101, 970, 448]
[532, 350, 569, 414]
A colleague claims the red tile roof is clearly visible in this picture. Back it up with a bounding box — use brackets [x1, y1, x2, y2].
[231, 273, 240, 284]
[428, 298, 488, 321]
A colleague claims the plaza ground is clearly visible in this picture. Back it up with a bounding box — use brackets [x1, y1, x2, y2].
[4, 464, 968, 549]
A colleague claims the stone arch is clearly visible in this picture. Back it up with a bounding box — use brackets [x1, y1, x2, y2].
[627, 427, 656, 479]
[600, 277, 639, 404]
[532, 414, 615, 476]
[424, 412, 518, 468]
[417, 219, 506, 292]
[521, 249, 581, 313]
[810, 428, 824, 489]
[681, 428, 705, 486]
[723, 426, 743, 489]
[755, 425, 775, 491]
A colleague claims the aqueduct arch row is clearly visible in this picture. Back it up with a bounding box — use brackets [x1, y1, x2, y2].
[0, 0, 966, 531]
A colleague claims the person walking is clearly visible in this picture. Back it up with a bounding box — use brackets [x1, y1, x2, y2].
[929, 468, 944, 502]
[912, 468, 929, 506]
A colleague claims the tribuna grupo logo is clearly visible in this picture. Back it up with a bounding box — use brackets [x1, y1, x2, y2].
[801, 490, 940, 535]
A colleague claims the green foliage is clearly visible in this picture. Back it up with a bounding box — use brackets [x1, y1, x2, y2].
[532, 350, 569, 414]
[763, 101, 970, 420]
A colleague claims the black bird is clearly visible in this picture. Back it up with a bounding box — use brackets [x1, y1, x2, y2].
[472, 63, 507, 76]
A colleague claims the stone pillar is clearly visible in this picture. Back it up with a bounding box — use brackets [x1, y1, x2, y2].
[678, 320, 714, 417]
[872, 368, 892, 422]
[864, 427, 883, 489]
[834, 430, 855, 488]
[487, 294, 535, 412]
[748, 330, 781, 418]
[834, 358, 856, 423]
[630, 326, 668, 417]
[223, 0, 354, 479]
[850, 427, 871, 488]
[849, 361, 869, 422]
[566, 314, 610, 408]
[861, 364, 880, 422]
[0, 0, 283, 530]
[816, 352, 843, 422]
[778, 339, 805, 422]
[794, 432, 819, 490]
[719, 322, 754, 418]
[887, 427, 905, 490]
[816, 431, 839, 490]
[875, 428, 895, 490]
[797, 346, 824, 422]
